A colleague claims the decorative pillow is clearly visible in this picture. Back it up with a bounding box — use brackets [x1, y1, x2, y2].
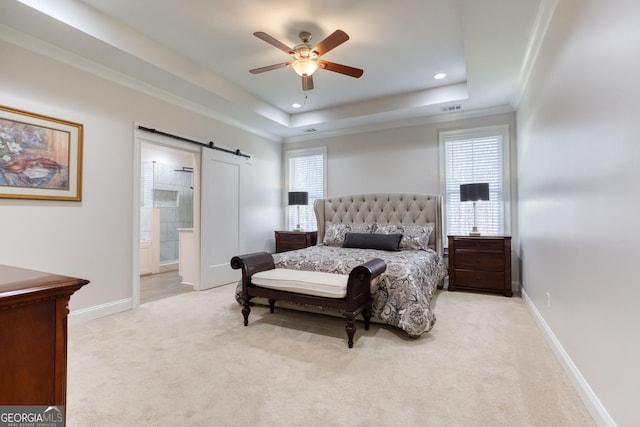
[400, 224, 434, 250]
[348, 223, 375, 237]
[343, 233, 403, 251]
[373, 224, 404, 235]
[375, 223, 434, 251]
[323, 222, 375, 246]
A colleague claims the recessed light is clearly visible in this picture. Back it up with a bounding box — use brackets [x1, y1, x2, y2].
[434, 73, 447, 80]
[292, 103, 301, 108]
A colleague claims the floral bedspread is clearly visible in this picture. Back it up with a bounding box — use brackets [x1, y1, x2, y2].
[234, 245, 447, 338]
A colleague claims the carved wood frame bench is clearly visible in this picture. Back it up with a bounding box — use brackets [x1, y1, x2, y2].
[230, 251, 387, 348]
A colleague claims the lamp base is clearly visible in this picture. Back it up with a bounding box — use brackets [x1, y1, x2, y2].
[293, 226, 304, 232]
[293, 206, 303, 232]
[469, 226, 481, 237]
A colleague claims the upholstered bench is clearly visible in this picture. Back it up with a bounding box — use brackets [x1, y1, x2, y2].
[230, 251, 386, 348]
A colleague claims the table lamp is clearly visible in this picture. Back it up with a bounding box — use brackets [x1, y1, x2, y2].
[288, 191, 308, 232]
[460, 183, 489, 236]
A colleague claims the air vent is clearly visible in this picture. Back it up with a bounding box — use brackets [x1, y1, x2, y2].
[442, 105, 462, 112]
[304, 128, 317, 133]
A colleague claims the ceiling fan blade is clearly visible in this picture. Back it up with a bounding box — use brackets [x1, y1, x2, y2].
[302, 75, 314, 91]
[318, 60, 364, 78]
[253, 32, 294, 54]
[313, 30, 349, 57]
[249, 62, 290, 74]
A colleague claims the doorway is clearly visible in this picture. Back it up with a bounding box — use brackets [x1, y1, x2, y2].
[132, 126, 246, 307]
[134, 132, 200, 307]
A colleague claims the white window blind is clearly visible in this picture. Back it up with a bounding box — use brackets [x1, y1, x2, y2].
[441, 126, 509, 238]
[285, 148, 326, 231]
[142, 161, 154, 207]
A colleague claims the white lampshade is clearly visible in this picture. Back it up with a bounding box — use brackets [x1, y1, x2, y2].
[291, 59, 318, 77]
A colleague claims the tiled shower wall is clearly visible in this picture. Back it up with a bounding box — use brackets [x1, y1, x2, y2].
[141, 161, 193, 264]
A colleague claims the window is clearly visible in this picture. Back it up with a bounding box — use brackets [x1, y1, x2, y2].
[284, 147, 326, 231]
[440, 125, 510, 241]
[142, 161, 154, 207]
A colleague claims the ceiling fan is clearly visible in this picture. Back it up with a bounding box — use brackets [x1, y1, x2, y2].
[249, 30, 364, 91]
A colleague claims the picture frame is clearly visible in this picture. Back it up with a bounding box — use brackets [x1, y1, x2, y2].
[0, 105, 83, 201]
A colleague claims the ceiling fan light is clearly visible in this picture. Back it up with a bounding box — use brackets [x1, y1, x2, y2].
[292, 59, 318, 76]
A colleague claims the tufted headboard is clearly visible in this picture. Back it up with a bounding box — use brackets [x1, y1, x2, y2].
[314, 193, 443, 256]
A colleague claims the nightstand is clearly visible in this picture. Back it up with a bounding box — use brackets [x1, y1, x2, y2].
[447, 235, 512, 297]
[275, 231, 317, 253]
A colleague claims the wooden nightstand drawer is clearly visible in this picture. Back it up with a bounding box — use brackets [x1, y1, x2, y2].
[454, 238, 504, 252]
[455, 252, 504, 271]
[453, 269, 506, 291]
[275, 231, 317, 253]
[278, 233, 306, 244]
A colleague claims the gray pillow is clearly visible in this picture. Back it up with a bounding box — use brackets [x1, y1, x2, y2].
[343, 232, 403, 251]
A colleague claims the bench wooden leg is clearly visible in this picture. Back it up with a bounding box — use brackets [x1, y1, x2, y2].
[242, 301, 251, 326]
[345, 316, 356, 348]
[268, 299, 276, 313]
[363, 307, 372, 331]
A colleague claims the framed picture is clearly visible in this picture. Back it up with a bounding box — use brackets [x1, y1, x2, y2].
[0, 105, 83, 201]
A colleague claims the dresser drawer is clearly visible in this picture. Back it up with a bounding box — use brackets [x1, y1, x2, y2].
[454, 252, 504, 271]
[453, 269, 506, 291]
[277, 233, 307, 244]
[278, 242, 303, 251]
[454, 238, 504, 252]
[275, 231, 317, 253]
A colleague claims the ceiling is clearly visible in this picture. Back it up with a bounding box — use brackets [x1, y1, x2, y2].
[0, 0, 548, 142]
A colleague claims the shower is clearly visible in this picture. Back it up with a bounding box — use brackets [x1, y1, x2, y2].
[174, 166, 194, 189]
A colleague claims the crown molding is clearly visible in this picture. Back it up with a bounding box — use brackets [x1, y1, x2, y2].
[283, 105, 515, 144]
[0, 24, 283, 142]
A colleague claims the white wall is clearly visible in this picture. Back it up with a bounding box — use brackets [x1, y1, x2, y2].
[285, 113, 514, 197]
[0, 38, 281, 313]
[517, 1, 640, 425]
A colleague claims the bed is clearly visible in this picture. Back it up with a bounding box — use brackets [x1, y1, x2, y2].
[235, 193, 447, 338]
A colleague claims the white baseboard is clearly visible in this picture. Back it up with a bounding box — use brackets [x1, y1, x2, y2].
[68, 298, 133, 325]
[521, 288, 616, 427]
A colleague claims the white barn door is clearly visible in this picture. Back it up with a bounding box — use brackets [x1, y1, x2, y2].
[199, 147, 245, 290]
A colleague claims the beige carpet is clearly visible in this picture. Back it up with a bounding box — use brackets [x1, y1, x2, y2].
[67, 284, 595, 426]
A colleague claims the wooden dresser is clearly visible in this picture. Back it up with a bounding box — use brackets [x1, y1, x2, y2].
[0, 265, 89, 406]
[447, 236, 512, 297]
[275, 231, 317, 253]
